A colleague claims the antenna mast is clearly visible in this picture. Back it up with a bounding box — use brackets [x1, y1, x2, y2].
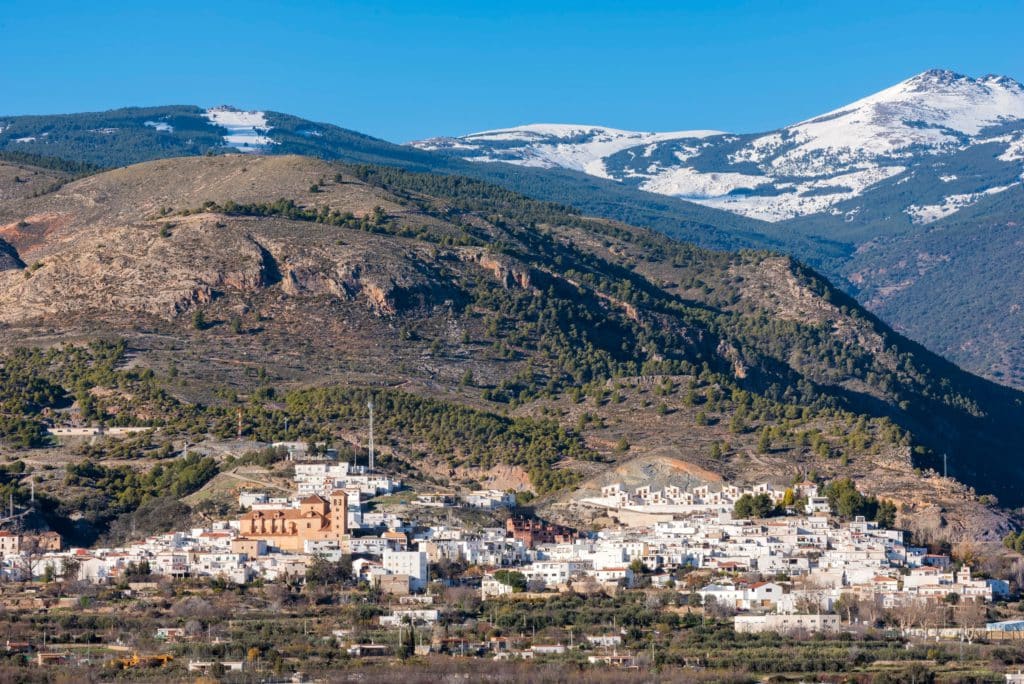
[367, 399, 375, 473]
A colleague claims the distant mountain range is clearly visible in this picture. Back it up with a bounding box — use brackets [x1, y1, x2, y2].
[412, 71, 1024, 386]
[1, 69, 1022, 387]
[414, 70, 1024, 226]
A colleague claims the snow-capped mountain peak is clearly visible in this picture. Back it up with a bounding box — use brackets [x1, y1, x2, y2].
[793, 69, 1024, 145]
[412, 70, 1024, 223]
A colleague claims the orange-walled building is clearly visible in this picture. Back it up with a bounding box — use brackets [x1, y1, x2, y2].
[506, 516, 577, 548]
[239, 491, 348, 552]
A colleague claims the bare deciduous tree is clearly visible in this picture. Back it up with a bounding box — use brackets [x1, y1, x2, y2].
[955, 598, 987, 629]
[890, 599, 931, 633]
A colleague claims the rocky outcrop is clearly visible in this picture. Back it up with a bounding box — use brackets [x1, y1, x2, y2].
[0, 238, 23, 271]
[462, 249, 533, 290]
[716, 340, 748, 379]
[0, 220, 267, 322]
[278, 256, 435, 317]
[360, 280, 397, 315]
[734, 256, 893, 369]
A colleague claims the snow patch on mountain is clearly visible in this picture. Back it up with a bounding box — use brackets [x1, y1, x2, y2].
[420, 124, 722, 179]
[697, 166, 907, 222]
[639, 167, 766, 197]
[905, 183, 1019, 224]
[730, 132, 787, 165]
[999, 135, 1024, 161]
[145, 121, 174, 133]
[205, 107, 276, 153]
[671, 144, 715, 164]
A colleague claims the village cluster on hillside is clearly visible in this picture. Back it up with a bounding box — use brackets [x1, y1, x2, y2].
[1, 452, 1014, 655]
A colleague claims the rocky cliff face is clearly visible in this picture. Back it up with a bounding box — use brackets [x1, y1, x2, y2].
[0, 216, 264, 321]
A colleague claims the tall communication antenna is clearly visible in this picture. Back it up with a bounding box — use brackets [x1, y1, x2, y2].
[367, 399, 375, 473]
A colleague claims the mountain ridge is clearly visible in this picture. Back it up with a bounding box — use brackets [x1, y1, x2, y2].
[413, 69, 1024, 223]
[1, 81, 1023, 390]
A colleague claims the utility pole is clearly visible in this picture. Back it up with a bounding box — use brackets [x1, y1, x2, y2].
[367, 399, 375, 473]
[944, 453, 948, 478]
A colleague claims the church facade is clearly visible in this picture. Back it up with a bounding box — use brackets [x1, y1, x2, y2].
[238, 491, 349, 552]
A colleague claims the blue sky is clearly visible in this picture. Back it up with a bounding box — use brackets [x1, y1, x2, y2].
[2, 0, 1022, 142]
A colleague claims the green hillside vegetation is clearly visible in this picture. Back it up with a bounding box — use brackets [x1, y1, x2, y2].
[63, 454, 218, 537]
[0, 150, 103, 177]
[0, 337, 899, 502]
[320, 166, 1024, 506]
[0, 106, 225, 167]
[841, 185, 1024, 387]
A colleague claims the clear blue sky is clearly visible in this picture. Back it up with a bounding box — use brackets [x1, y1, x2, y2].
[2, 0, 1022, 142]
